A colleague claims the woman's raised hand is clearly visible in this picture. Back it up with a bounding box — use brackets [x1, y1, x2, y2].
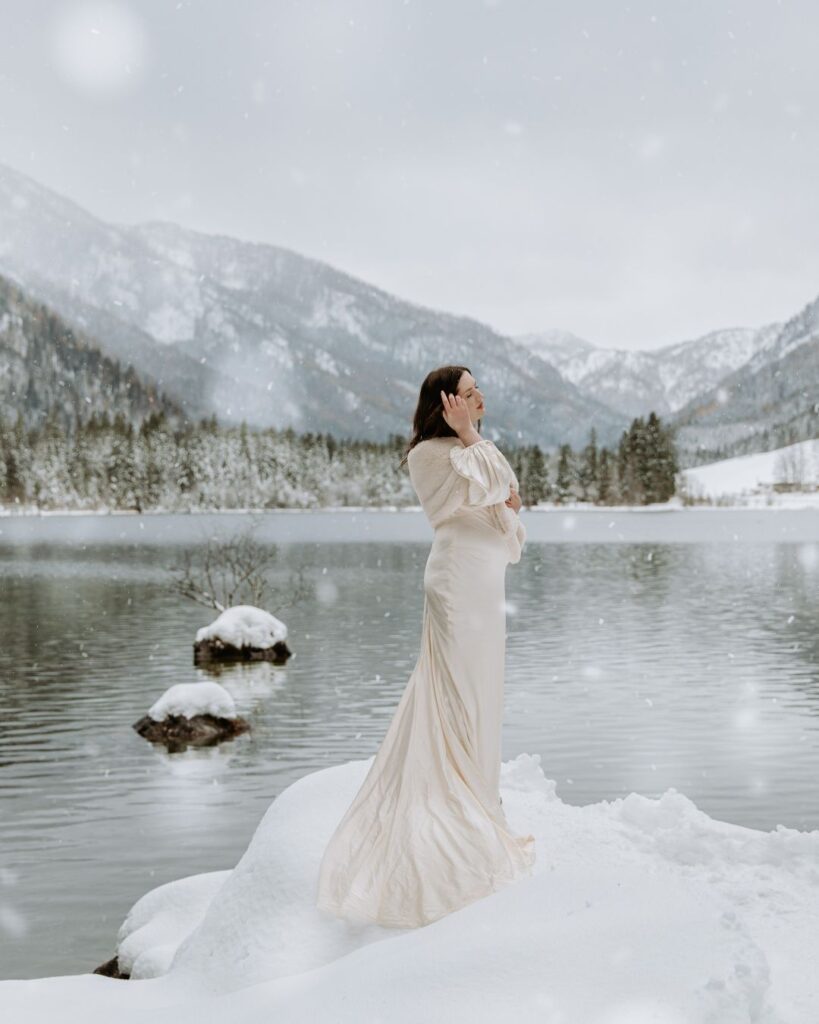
[440, 391, 473, 434]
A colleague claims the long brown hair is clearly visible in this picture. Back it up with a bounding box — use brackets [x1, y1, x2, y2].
[399, 365, 481, 468]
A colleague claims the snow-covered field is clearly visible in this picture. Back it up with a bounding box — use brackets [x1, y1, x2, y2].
[2, 754, 817, 1023]
[679, 438, 819, 506]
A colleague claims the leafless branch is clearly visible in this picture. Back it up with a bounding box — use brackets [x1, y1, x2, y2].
[168, 521, 309, 614]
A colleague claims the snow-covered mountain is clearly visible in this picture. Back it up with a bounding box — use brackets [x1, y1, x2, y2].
[0, 274, 182, 431]
[671, 294, 819, 463]
[0, 162, 625, 449]
[518, 298, 818, 463]
[517, 324, 783, 419]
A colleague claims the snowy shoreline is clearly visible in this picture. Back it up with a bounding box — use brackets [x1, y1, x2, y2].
[3, 437, 817, 518]
[2, 753, 818, 1022]
[1, 494, 818, 518]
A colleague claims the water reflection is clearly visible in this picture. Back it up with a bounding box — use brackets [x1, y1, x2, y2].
[506, 541, 819, 841]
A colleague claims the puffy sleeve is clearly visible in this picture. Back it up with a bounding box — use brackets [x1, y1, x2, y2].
[450, 440, 527, 563]
[408, 438, 523, 549]
[448, 439, 516, 506]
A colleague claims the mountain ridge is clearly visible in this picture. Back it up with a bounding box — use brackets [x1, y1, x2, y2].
[2, 160, 815, 458]
[0, 161, 626, 448]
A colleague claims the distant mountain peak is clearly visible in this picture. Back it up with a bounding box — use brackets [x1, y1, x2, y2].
[516, 328, 598, 358]
[516, 321, 787, 420]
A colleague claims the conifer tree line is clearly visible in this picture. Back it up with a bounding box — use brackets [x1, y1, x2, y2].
[507, 413, 679, 506]
[0, 408, 679, 512]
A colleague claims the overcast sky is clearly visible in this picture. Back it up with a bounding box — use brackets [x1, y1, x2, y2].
[1, 0, 817, 349]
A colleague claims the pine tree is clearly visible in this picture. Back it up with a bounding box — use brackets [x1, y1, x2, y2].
[176, 438, 197, 497]
[617, 419, 645, 503]
[578, 427, 599, 502]
[597, 448, 612, 504]
[614, 413, 679, 505]
[67, 433, 90, 502]
[522, 444, 550, 506]
[240, 420, 251, 462]
[141, 436, 163, 509]
[106, 432, 139, 509]
[555, 444, 574, 504]
[643, 412, 679, 502]
[2, 446, 23, 502]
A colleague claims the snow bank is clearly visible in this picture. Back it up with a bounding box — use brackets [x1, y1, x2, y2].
[147, 682, 237, 722]
[2, 754, 817, 1024]
[117, 872, 231, 978]
[195, 605, 287, 649]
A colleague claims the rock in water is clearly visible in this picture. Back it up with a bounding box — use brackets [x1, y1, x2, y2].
[194, 604, 292, 665]
[133, 681, 250, 752]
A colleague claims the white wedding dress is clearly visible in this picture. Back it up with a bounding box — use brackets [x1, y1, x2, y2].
[315, 436, 536, 928]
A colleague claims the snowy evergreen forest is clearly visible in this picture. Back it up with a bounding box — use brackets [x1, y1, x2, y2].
[0, 409, 679, 512]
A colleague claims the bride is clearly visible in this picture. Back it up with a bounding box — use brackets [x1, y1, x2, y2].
[316, 365, 535, 928]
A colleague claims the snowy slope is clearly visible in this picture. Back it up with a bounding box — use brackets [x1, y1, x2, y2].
[680, 438, 819, 502]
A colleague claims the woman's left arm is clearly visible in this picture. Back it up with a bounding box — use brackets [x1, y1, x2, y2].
[505, 486, 522, 514]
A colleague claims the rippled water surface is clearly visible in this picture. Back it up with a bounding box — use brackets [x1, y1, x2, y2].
[1, 509, 817, 979]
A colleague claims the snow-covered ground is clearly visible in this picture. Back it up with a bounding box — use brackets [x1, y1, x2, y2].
[2, 754, 817, 1023]
[679, 438, 819, 506]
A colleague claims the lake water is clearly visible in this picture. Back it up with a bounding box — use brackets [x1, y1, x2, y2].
[1, 508, 818, 980]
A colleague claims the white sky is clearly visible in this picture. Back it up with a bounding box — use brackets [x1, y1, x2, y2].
[1, 0, 817, 349]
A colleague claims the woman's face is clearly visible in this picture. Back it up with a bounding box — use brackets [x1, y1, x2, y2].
[456, 371, 485, 424]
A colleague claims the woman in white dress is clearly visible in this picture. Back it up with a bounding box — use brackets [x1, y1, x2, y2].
[316, 365, 535, 928]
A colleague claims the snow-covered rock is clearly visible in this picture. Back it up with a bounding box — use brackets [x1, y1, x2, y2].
[132, 682, 249, 751]
[5, 753, 816, 1024]
[147, 682, 238, 722]
[195, 606, 288, 649]
[194, 605, 291, 665]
